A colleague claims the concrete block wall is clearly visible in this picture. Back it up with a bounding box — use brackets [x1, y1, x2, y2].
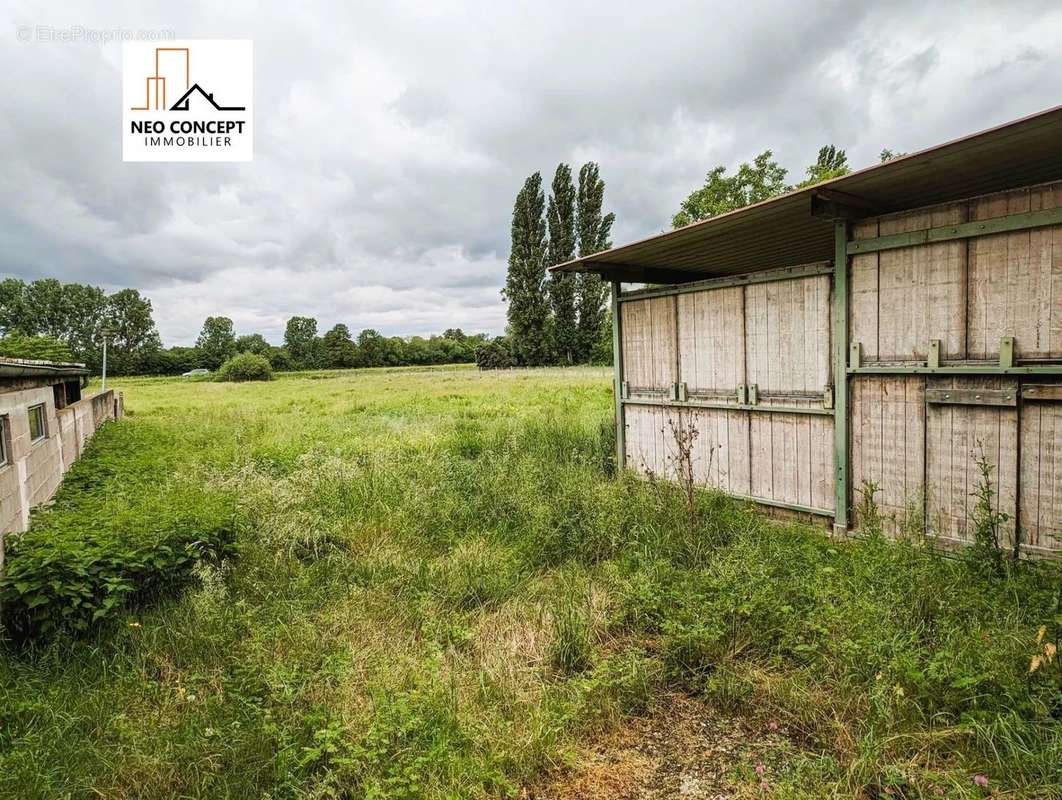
[0, 388, 120, 544]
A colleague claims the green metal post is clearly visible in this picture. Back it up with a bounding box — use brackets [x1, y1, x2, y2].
[611, 280, 626, 471]
[832, 220, 850, 535]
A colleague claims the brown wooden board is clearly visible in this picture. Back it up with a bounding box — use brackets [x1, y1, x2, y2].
[850, 376, 926, 535]
[925, 376, 1018, 549]
[1019, 398, 1062, 554]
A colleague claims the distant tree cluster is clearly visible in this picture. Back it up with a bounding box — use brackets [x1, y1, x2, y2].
[0, 277, 489, 376]
[672, 143, 905, 227]
[498, 161, 615, 368]
[0, 278, 161, 374]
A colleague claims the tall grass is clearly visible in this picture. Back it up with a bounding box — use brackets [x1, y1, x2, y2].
[0, 366, 1058, 798]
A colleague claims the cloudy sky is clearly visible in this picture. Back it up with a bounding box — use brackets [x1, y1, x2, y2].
[2, 1, 1061, 345]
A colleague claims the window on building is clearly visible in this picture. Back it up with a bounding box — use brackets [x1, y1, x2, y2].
[28, 403, 47, 442]
[0, 415, 9, 466]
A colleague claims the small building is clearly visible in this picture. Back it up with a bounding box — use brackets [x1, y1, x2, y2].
[552, 106, 1062, 558]
[0, 357, 122, 544]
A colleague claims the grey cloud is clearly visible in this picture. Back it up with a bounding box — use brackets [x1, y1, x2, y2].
[2, 0, 1061, 345]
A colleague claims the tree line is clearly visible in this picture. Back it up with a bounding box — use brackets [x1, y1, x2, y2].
[494, 162, 615, 368]
[672, 145, 903, 227]
[0, 277, 488, 375]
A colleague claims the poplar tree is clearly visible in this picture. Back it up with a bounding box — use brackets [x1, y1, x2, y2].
[503, 172, 551, 365]
[575, 162, 615, 362]
[546, 163, 578, 364]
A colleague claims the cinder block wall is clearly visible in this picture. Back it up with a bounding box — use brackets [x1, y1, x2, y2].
[0, 388, 120, 542]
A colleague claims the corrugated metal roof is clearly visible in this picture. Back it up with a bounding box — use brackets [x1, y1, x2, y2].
[551, 104, 1062, 282]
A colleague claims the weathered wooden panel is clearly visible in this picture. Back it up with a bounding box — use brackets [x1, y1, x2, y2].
[748, 411, 834, 511]
[745, 274, 831, 396]
[677, 286, 745, 395]
[1019, 397, 1062, 554]
[621, 296, 677, 394]
[849, 219, 881, 361]
[850, 205, 967, 363]
[850, 376, 926, 535]
[968, 184, 1062, 360]
[686, 407, 751, 495]
[624, 404, 683, 481]
[926, 377, 1018, 548]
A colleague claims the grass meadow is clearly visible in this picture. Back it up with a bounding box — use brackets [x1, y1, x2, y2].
[0, 365, 1059, 799]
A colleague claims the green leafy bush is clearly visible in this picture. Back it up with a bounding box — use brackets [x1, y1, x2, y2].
[475, 339, 515, 370]
[0, 421, 238, 640]
[217, 351, 274, 382]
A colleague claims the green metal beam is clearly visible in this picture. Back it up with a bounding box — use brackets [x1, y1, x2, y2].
[618, 261, 832, 303]
[620, 398, 832, 416]
[610, 281, 626, 472]
[833, 220, 850, 535]
[848, 365, 1062, 375]
[846, 206, 1062, 255]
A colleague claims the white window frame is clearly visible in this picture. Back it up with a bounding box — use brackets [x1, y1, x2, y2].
[28, 403, 47, 443]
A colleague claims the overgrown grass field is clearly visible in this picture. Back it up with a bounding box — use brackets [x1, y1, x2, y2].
[0, 366, 1059, 799]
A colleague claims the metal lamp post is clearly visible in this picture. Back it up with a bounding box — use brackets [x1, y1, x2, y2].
[100, 323, 113, 391]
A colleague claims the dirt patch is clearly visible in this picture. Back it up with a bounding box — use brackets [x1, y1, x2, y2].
[526, 693, 792, 800]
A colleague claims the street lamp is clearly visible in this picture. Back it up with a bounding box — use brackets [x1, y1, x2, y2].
[99, 322, 114, 392]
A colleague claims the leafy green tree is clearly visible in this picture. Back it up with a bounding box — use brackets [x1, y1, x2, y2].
[673, 150, 788, 228]
[575, 162, 615, 363]
[104, 289, 162, 375]
[547, 163, 578, 364]
[880, 148, 906, 162]
[797, 145, 850, 188]
[0, 278, 30, 336]
[235, 333, 271, 356]
[283, 316, 320, 369]
[321, 324, 358, 368]
[502, 172, 551, 366]
[196, 316, 238, 370]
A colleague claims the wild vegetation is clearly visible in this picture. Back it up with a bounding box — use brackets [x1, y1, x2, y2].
[0, 366, 1058, 799]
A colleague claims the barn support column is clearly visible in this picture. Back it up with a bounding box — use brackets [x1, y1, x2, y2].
[832, 220, 850, 534]
[610, 280, 626, 471]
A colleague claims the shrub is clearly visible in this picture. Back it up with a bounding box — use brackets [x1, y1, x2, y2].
[0, 421, 239, 640]
[217, 351, 274, 382]
[0, 333, 73, 362]
[475, 339, 515, 370]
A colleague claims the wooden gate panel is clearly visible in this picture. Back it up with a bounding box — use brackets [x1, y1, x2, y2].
[677, 286, 745, 395]
[621, 296, 677, 395]
[850, 376, 926, 535]
[748, 412, 833, 511]
[1019, 395, 1062, 554]
[926, 377, 1018, 548]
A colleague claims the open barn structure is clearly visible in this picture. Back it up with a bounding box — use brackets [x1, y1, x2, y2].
[552, 106, 1062, 557]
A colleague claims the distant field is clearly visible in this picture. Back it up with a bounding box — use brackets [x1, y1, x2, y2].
[0, 366, 1059, 799]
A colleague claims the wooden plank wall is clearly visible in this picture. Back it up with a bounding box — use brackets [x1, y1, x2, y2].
[623, 274, 833, 513]
[849, 180, 1061, 556]
[620, 297, 678, 395]
[850, 376, 925, 535]
[1020, 396, 1062, 554]
[677, 287, 744, 396]
[745, 274, 831, 405]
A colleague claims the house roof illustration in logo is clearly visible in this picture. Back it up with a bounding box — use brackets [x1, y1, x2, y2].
[130, 47, 244, 112]
[169, 83, 245, 111]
